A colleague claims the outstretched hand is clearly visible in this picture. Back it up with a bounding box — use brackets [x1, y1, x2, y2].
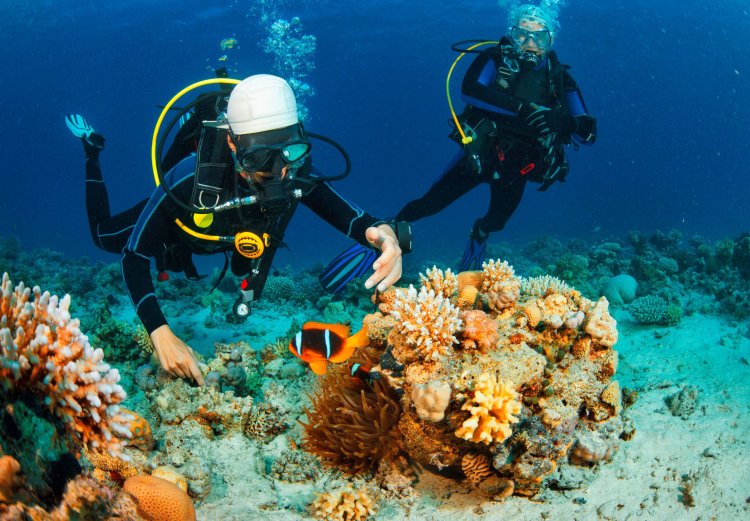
[364, 225, 402, 292]
[150, 325, 205, 386]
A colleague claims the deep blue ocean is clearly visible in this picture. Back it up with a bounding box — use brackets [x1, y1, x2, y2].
[1, 0, 748, 270]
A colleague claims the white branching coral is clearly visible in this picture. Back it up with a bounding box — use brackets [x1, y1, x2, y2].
[391, 285, 461, 361]
[521, 274, 573, 298]
[419, 266, 458, 300]
[455, 372, 521, 445]
[481, 260, 521, 312]
[0, 273, 132, 458]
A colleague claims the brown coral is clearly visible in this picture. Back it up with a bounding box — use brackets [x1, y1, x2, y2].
[461, 452, 494, 484]
[123, 475, 195, 521]
[301, 367, 402, 474]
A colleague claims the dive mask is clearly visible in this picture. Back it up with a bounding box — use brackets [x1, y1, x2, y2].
[235, 140, 311, 172]
[510, 26, 552, 51]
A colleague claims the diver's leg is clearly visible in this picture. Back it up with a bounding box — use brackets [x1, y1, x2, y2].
[457, 160, 527, 271]
[84, 150, 146, 253]
[395, 151, 481, 222]
[478, 170, 528, 234]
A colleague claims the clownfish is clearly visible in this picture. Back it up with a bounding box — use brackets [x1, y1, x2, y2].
[288, 321, 370, 375]
[348, 362, 382, 386]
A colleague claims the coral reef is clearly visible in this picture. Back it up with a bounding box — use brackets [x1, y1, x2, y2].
[0, 273, 132, 458]
[360, 261, 624, 497]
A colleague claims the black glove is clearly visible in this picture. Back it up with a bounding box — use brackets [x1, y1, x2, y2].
[83, 132, 106, 156]
[524, 105, 577, 137]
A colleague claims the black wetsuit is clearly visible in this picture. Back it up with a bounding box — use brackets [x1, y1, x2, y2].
[84, 147, 384, 334]
[396, 37, 596, 236]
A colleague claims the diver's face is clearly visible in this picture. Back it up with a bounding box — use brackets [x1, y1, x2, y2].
[512, 20, 552, 57]
[227, 125, 309, 182]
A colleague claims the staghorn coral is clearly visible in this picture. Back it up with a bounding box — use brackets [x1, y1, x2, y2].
[123, 475, 195, 521]
[310, 487, 377, 521]
[455, 372, 522, 445]
[390, 285, 461, 361]
[411, 380, 451, 422]
[301, 368, 402, 474]
[419, 266, 458, 299]
[0, 273, 132, 458]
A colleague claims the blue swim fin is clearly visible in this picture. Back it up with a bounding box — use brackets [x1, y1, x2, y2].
[458, 221, 489, 272]
[319, 244, 378, 294]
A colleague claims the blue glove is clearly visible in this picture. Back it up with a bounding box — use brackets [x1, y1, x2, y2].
[523, 105, 577, 137]
[65, 114, 105, 154]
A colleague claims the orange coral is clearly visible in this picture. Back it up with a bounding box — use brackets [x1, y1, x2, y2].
[83, 445, 139, 482]
[0, 455, 20, 503]
[120, 408, 154, 451]
[123, 475, 195, 521]
[455, 373, 522, 445]
[457, 270, 483, 292]
[456, 285, 480, 310]
[458, 310, 499, 352]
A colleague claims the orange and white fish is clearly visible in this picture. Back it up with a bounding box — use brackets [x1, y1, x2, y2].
[288, 321, 369, 375]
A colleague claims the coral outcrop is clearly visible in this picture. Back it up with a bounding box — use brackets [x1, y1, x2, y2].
[0, 273, 132, 458]
[358, 260, 624, 497]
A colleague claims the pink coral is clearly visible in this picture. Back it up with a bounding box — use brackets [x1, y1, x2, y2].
[458, 310, 499, 352]
[0, 273, 132, 458]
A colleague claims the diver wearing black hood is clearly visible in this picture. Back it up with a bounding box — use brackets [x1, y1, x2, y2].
[396, 3, 596, 271]
[67, 74, 410, 386]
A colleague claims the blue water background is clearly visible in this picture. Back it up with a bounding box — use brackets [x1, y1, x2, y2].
[0, 0, 748, 270]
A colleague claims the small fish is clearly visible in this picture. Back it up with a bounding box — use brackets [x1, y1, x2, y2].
[289, 321, 369, 375]
[348, 362, 382, 385]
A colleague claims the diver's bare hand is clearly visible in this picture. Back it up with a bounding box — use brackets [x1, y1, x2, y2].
[364, 225, 402, 292]
[150, 325, 205, 386]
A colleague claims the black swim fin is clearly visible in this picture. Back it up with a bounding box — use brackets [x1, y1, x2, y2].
[319, 244, 378, 294]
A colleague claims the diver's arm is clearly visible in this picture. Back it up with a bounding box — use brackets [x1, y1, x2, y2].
[121, 162, 204, 385]
[461, 49, 525, 116]
[302, 180, 383, 245]
[561, 71, 597, 144]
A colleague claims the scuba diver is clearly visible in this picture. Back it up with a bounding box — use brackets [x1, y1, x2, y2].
[66, 74, 411, 386]
[394, 3, 597, 272]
